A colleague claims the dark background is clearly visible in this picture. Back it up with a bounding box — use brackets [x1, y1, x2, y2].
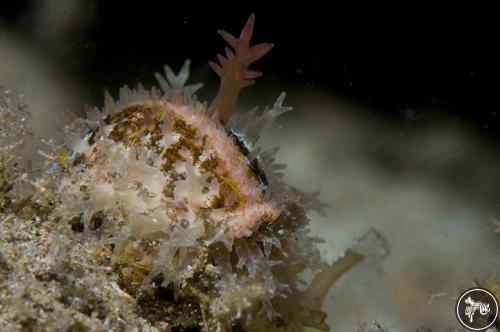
[2, 1, 500, 137]
[2, 4, 500, 330]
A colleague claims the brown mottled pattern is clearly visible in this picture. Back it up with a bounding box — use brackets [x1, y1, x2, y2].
[95, 102, 254, 211]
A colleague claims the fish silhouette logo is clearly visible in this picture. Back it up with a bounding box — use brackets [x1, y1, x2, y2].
[456, 288, 498, 330]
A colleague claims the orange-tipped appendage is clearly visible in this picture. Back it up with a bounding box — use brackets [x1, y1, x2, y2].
[209, 14, 274, 124]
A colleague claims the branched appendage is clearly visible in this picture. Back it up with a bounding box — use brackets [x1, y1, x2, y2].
[209, 13, 274, 124]
[302, 251, 364, 331]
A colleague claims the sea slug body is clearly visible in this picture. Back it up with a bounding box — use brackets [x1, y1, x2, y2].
[30, 14, 367, 331]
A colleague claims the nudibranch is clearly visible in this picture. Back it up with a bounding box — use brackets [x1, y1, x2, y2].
[52, 14, 365, 331]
